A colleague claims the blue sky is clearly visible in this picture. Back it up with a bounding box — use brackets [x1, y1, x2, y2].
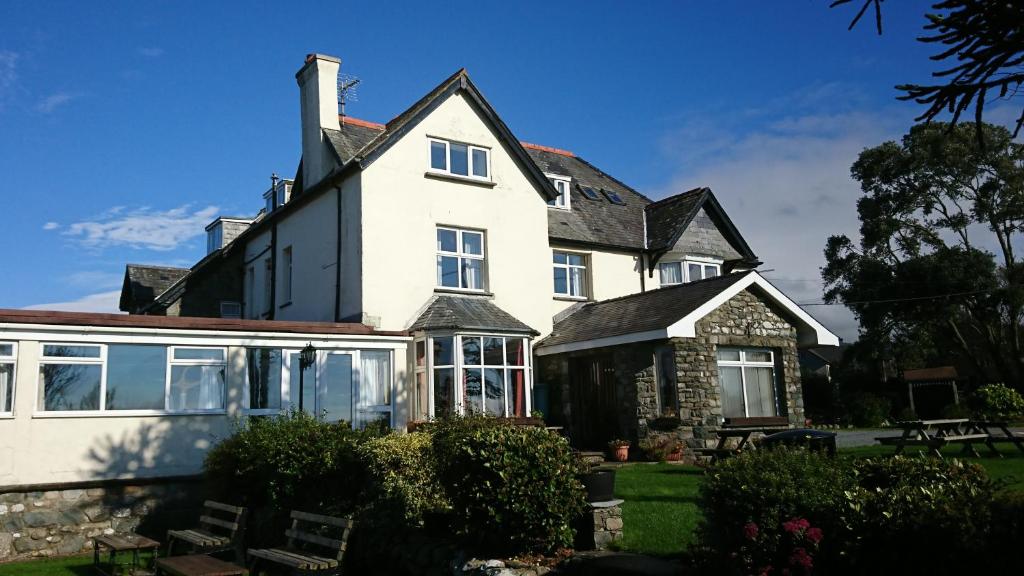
[0, 0, 996, 340]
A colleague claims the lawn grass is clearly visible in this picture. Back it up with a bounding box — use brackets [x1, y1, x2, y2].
[0, 554, 92, 576]
[613, 442, 1024, 557]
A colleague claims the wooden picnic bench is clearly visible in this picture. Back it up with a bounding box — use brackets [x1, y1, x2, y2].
[247, 510, 353, 576]
[970, 421, 1024, 453]
[876, 419, 996, 458]
[167, 501, 248, 562]
[694, 418, 791, 462]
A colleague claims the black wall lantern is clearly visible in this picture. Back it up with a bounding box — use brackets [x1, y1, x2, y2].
[298, 343, 317, 413]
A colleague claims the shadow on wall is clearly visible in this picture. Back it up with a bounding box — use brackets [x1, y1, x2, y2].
[83, 417, 231, 540]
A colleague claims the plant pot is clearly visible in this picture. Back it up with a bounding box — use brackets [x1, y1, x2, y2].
[613, 445, 629, 462]
[665, 448, 683, 462]
[579, 468, 617, 502]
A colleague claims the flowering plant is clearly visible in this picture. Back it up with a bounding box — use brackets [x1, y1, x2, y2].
[736, 517, 822, 576]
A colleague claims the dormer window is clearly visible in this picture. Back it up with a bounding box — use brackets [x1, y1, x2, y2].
[428, 137, 490, 180]
[206, 226, 222, 255]
[263, 180, 292, 213]
[546, 175, 571, 210]
[659, 257, 722, 286]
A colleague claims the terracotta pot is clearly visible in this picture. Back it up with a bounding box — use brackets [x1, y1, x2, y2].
[666, 448, 684, 462]
[613, 445, 629, 462]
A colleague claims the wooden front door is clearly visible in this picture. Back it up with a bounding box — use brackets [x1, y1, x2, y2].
[569, 355, 619, 449]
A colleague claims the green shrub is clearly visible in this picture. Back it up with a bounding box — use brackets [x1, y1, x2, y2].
[970, 383, 1024, 421]
[987, 491, 1024, 571]
[698, 448, 856, 570]
[430, 416, 587, 555]
[848, 457, 995, 574]
[203, 411, 374, 545]
[846, 393, 891, 427]
[939, 402, 970, 419]
[357, 431, 448, 527]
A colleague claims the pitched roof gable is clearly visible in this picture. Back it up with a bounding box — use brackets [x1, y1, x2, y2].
[644, 187, 758, 263]
[119, 265, 190, 312]
[536, 271, 839, 354]
[323, 69, 558, 203]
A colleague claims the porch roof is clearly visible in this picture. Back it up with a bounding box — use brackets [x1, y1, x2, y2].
[535, 271, 839, 355]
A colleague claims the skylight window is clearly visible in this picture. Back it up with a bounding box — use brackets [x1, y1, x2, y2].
[579, 185, 601, 200]
[603, 189, 626, 205]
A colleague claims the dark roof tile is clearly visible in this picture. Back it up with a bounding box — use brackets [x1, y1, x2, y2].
[410, 296, 538, 335]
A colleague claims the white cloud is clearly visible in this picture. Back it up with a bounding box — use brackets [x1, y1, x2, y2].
[138, 47, 165, 58]
[67, 271, 124, 290]
[23, 290, 122, 314]
[42, 221, 60, 230]
[35, 91, 75, 113]
[654, 104, 910, 342]
[59, 204, 220, 251]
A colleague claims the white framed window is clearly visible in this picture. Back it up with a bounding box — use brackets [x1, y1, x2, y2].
[0, 342, 16, 415]
[263, 257, 273, 316]
[546, 175, 571, 210]
[716, 348, 778, 418]
[553, 251, 587, 298]
[437, 227, 486, 291]
[207, 226, 223, 254]
[424, 334, 530, 418]
[659, 258, 722, 286]
[36, 343, 225, 415]
[280, 348, 394, 428]
[282, 246, 293, 304]
[428, 138, 490, 180]
[263, 189, 275, 214]
[168, 347, 227, 412]
[413, 339, 429, 421]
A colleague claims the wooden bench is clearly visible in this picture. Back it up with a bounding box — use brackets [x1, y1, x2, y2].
[167, 501, 248, 562]
[247, 510, 353, 575]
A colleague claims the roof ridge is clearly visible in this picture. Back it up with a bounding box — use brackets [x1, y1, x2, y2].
[646, 187, 708, 209]
[520, 141, 575, 157]
[126, 263, 190, 271]
[575, 271, 754, 309]
[340, 116, 385, 130]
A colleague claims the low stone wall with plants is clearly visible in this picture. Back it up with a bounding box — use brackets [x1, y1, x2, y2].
[0, 477, 203, 562]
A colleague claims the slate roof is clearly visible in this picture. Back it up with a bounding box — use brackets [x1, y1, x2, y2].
[644, 188, 708, 252]
[119, 265, 190, 312]
[324, 118, 383, 164]
[526, 147, 652, 250]
[409, 296, 538, 335]
[537, 272, 754, 349]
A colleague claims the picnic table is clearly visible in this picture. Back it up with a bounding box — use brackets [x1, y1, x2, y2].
[693, 426, 788, 461]
[969, 421, 1024, 453]
[876, 419, 995, 458]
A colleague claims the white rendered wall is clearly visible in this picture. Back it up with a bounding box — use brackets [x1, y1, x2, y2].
[275, 190, 338, 322]
[549, 244, 645, 319]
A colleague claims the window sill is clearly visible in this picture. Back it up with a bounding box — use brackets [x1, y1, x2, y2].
[434, 287, 494, 297]
[553, 295, 589, 302]
[0, 413, 13, 420]
[32, 410, 227, 419]
[424, 171, 496, 188]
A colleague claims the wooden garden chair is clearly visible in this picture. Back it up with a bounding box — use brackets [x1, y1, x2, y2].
[166, 500, 248, 562]
[247, 510, 353, 576]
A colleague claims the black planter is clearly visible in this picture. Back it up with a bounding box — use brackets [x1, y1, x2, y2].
[579, 468, 616, 503]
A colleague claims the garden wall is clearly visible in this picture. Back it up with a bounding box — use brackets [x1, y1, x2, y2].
[0, 476, 204, 562]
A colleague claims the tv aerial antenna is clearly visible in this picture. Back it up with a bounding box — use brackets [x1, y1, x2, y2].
[338, 73, 361, 118]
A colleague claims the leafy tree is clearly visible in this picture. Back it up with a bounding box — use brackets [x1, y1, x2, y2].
[831, 0, 1024, 138]
[823, 122, 1024, 389]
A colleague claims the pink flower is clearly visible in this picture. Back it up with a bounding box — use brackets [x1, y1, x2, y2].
[743, 522, 760, 540]
[805, 527, 823, 544]
[783, 518, 809, 534]
[789, 547, 814, 569]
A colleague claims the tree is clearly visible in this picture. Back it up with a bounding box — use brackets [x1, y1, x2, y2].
[822, 122, 1024, 389]
[831, 0, 1024, 138]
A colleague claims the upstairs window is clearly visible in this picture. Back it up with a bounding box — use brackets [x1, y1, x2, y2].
[428, 138, 490, 180]
[547, 176, 571, 209]
[553, 251, 588, 298]
[659, 258, 722, 286]
[437, 227, 485, 291]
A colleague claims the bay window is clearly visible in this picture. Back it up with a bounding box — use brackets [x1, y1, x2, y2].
[428, 138, 490, 180]
[0, 343, 15, 414]
[437, 227, 485, 291]
[421, 334, 530, 418]
[553, 251, 587, 298]
[716, 348, 778, 418]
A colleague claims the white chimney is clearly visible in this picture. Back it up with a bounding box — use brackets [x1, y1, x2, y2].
[296, 53, 341, 188]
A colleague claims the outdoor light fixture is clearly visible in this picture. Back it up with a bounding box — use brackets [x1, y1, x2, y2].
[298, 343, 317, 412]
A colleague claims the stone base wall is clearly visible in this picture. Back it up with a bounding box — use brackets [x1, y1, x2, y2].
[573, 500, 624, 551]
[0, 477, 204, 562]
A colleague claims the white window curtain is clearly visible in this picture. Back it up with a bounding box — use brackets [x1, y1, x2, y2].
[358, 351, 391, 428]
[660, 262, 683, 285]
[169, 365, 225, 411]
[0, 364, 11, 412]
